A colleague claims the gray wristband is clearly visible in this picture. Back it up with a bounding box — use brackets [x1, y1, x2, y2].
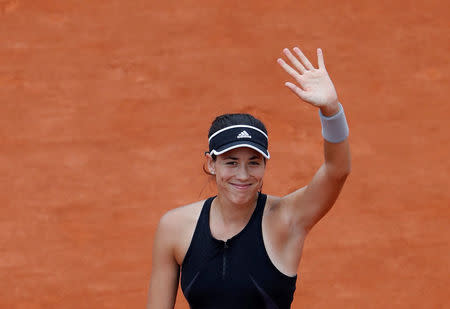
[319, 103, 349, 143]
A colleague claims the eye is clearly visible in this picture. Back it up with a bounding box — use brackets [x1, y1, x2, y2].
[249, 161, 261, 166]
[226, 161, 238, 166]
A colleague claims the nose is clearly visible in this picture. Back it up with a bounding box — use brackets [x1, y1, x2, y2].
[236, 164, 249, 180]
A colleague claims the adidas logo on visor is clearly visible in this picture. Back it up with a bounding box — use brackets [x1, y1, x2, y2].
[237, 130, 252, 139]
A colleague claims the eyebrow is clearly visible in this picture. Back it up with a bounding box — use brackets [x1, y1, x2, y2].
[224, 156, 239, 160]
[249, 155, 262, 160]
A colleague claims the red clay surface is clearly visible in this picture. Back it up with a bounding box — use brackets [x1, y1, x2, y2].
[1, 1, 449, 308]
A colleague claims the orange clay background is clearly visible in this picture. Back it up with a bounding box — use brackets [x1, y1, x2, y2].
[1, 1, 449, 308]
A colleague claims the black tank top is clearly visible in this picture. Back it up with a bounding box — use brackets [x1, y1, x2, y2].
[181, 193, 297, 309]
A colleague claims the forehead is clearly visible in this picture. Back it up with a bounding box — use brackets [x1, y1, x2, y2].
[218, 147, 262, 159]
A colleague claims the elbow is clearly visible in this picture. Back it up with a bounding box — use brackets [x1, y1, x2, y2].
[342, 162, 352, 178]
[341, 168, 351, 182]
[323, 170, 350, 187]
[335, 170, 350, 184]
[327, 163, 351, 182]
[340, 163, 351, 180]
[339, 155, 352, 179]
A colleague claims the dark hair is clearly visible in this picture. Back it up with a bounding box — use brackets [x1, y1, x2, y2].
[203, 113, 268, 175]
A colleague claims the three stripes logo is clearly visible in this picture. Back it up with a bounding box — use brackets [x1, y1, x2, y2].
[237, 130, 252, 139]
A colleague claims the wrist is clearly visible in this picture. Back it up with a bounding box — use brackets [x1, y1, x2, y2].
[319, 102, 349, 143]
[319, 100, 340, 117]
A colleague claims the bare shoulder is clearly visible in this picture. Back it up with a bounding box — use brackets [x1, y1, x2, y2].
[157, 200, 205, 265]
[160, 200, 204, 228]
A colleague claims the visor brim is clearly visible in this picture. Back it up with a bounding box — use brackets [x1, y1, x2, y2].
[209, 141, 270, 159]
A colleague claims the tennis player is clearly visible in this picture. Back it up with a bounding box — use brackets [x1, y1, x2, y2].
[147, 46, 351, 309]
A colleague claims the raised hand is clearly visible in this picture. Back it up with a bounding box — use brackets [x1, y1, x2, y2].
[277, 47, 338, 109]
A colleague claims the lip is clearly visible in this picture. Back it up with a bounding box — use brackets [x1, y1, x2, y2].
[231, 183, 252, 190]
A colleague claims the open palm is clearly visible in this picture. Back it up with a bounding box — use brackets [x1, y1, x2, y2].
[277, 47, 338, 108]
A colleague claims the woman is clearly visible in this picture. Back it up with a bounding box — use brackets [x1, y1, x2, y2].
[147, 46, 351, 309]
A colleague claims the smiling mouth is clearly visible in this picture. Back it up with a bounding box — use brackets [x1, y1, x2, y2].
[231, 183, 252, 190]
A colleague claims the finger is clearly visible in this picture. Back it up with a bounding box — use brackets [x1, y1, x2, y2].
[317, 48, 326, 69]
[293, 47, 314, 70]
[283, 48, 306, 74]
[277, 58, 302, 82]
[285, 82, 308, 100]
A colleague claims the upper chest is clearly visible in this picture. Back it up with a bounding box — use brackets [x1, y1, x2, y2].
[174, 195, 302, 275]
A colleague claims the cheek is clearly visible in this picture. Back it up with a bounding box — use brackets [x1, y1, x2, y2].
[253, 166, 266, 178]
[215, 168, 233, 180]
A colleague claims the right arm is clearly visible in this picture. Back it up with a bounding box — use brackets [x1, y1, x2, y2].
[147, 213, 180, 309]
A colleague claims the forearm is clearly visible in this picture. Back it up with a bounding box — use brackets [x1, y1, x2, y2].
[323, 138, 351, 178]
[320, 103, 351, 178]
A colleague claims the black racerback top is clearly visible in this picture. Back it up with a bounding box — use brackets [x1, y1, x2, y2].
[180, 193, 297, 309]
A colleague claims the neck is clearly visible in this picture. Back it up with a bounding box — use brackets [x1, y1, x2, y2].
[213, 192, 259, 226]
